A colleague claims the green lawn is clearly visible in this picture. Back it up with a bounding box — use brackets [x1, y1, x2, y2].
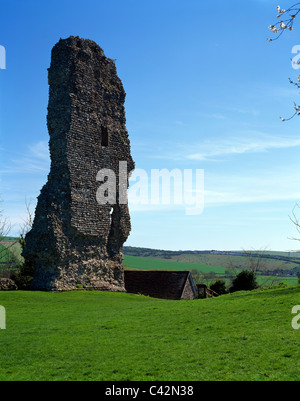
[0, 287, 300, 380]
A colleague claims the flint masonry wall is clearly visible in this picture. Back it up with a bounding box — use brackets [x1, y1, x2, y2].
[22, 36, 135, 291]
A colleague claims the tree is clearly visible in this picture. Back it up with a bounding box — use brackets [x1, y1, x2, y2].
[18, 198, 34, 258]
[227, 248, 287, 287]
[268, 6, 300, 248]
[19, 197, 34, 244]
[267, 4, 300, 41]
[0, 207, 12, 248]
[210, 279, 227, 295]
[229, 270, 259, 293]
[242, 247, 269, 274]
[0, 206, 16, 265]
[268, 3, 300, 121]
[190, 269, 204, 285]
[0, 204, 19, 275]
[12, 198, 35, 289]
[288, 203, 300, 247]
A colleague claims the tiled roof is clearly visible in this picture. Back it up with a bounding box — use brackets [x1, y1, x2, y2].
[124, 270, 196, 300]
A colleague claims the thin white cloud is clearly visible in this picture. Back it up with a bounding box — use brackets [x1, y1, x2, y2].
[0, 140, 50, 174]
[204, 165, 300, 206]
[201, 113, 227, 120]
[187, 132, 300, 161]
[223, 106, 260, 117]
[204, 189, 300, 206]
[28, 141, 50, 161]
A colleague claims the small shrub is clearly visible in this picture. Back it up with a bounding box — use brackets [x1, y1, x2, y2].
[210, 279, 227, 295]
[260, 282, 288, 291]
[10, 234, 34, 289]
[11, 271, 33, 290]
[229, 270, 258, 293]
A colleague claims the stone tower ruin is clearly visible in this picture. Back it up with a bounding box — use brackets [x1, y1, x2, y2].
[22, 36, 135, 291]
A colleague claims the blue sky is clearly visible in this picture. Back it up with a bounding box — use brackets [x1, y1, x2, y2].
[1, 0, 300, 251]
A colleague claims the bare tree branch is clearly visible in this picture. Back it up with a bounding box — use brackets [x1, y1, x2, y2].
[20, 197, 34, 238]
[0, 203, 19, 276]
[268, 3, 300, 121]
[267, 4, 300, 41]
[288, 203, 300, 245]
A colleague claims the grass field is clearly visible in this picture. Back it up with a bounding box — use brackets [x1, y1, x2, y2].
[170, 252, 300, 271]
[0, 242, 23, 263]
[123, 255, 227, 274]
[0, 287, 300, 380]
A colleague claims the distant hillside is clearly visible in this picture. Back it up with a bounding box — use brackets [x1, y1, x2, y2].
[123, 246, 300, 278]
[0, 237, 19, 242]
[123, 246, 300, 259]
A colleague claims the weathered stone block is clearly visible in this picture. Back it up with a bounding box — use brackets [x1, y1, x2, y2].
[0, 278, 18, 291]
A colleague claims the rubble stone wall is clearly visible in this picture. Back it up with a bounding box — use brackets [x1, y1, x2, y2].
[22, 36, 135, 291]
